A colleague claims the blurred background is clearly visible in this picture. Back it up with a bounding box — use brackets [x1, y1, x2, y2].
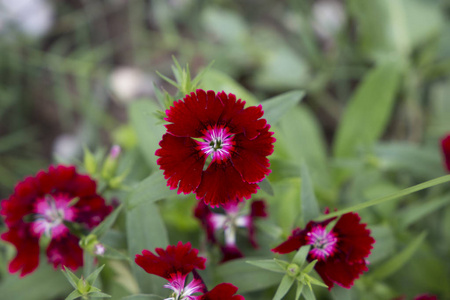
[1, 0, 450, 195]
[1, 1, 450, 299]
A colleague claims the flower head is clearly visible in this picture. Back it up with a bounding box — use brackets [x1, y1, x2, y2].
[272, 212, 375, 289]
[135, 242, 244, 300]
[156, 89, 275, 207]
[194, 199, 268, 262]
[441, 134, 450, 172]
[0, 165, 112, 277]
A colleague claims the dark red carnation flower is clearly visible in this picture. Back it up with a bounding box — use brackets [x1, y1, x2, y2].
[135, 242, 244, 300]
[441, 134, 450, 172]
[135, 241, 206, 281]
[0, 165, 112, 277]
[272, 212, 375, 289]
[194, 199, 268, 262]
[156, 89, 275, 207]
[200, 283, 244, 300]
[394, 294, 438, 300]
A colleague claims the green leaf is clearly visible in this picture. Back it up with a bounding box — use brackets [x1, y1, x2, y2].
[127, 201, 168, 294]
[259, 177, 275, 196]
[305, 275, 328, 288]
[370, 231, 427, 280]
[0, 264, 70, 300]
[398, 196, 450, 228]
[86, 265, 105, 286]
[65, 290, 82, 300]
[88, 292, 111, 298]
[333, 62, 402, 158]
[217, 258, 283, 293]
[300, 164, 320, 223]
[273, 275, 295, 300]
[295, 282, 304, 300]
[315, 174, 450, 220]
[127, 171, 176, 209]
[302, 285, 316, 300]
[62, 267, 79, 290]
[129, 100, 166, 169]
[246, 259, 286, 273]
[292, 246, 311, 267]
[301, 260, 317, 275]
[122, 295, 164, 300]
[91, 203, 124, 237]
[261, 90, 305, 125]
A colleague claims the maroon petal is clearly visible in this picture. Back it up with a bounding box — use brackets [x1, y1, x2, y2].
[314, 258, 368, 290]
[156, 134, 206, 194]
[248, 200, 268, 248]
[220, 245, 244, 263]
[194, 201, 218, 244]
[333, 213, 375, 262]
[415, 294, 438, 300]
[135, 241, 206, 280]
[441, 134, 450, 172]
[271, 228, 307, 254]
[195, 161, 259, 207]
[46, 234, 83, 271]
[200, 283, 245, 300]
[232, 126, 275, 184]
[1, 226, 40, 277]
[217, 91, 266, 140]
[165, 90, 224, 138]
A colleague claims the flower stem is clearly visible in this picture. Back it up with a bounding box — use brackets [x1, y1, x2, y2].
[315, 174, 450, 221]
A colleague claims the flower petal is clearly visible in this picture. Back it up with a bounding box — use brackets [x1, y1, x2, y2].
[314, 258, 368, 290]
[231, 126, 275, 184]
[165, 89, 224, 137]
[135, 241, 206, 280]
[46, 234, 83, 271]
[441, 134, 450, 172]
[333, 213, 375, 262]
[156, 134, 206, 194]
[200, 283, 245, 300]
[195, 161, 259, 207]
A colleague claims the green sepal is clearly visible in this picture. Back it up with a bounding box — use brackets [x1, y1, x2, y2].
[301, 259, 317, 274]
[292, 246, 311, 267]
[65, 290, 83, 300]
[83, 146, 97, 175]
[86, 264, 105, 286]
[302, 285, 316, 300]
[62, 267, 79, 290]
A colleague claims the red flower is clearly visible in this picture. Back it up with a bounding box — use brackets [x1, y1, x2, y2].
[441, 134, 450, 172]
[394, 294, 438, 300]
[0, 165, 112, 277]
[194, 199, 268, 262]
[200, 283, 244, 300]
[135, 241, 206, 281]
[135, 242, 244, 300]
[272, 212, 375, 289]
[156, 89, 275, 207]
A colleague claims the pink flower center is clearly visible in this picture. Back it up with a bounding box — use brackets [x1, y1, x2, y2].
[198, 125, 235, 162]
[306, 226, 338, 260]
[164, 273, 204, 300]
[31, 194, 76, 238]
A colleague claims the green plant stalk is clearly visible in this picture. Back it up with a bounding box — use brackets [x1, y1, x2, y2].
[315, 174, 450, 221]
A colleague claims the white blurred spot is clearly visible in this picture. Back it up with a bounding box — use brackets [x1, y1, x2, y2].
[53, 134, 81, 162]
[312, 0, 345, 40]
[109, 67, 155, 104]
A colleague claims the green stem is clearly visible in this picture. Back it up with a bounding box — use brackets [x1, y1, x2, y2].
[315, 174, 450, 221]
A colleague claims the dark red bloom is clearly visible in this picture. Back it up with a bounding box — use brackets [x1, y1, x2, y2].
[441, 134, 450, 172]
[135, 242, 244, 300]
[0, 165, 112, 277]
[200, 283, 244, 300]
[156, 89, 275, 207]
[394, 294, 438, 300]
[135, 241, 206, 281]
[194, 199, 268, 262]
[272, 212, 375, 289]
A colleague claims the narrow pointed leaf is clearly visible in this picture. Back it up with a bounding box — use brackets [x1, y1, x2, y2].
[306, 276, 328, 288]
[65, 290, 82, 300]
[88, 291, 112, 298]
[300, 164, 320, 223]
[302, 285, 316, 300]
[261, 90, 305, 125]
[315, 174, 450, 220]
[259, 177, 275, 196]
[247, 260, 286, 273]
[293, 246, 311, 267]
[273, 275, 295, 300]
[62, 267, 79, 290]
[86, 265, 105, 286]
[91, 203, 124, 237]
[295, 282, 304, 300]
[301, 259, 317, 274]
[370, 232, 427, 280]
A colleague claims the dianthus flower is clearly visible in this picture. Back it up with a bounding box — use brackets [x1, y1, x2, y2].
[156, 89, 275, 207]
[272, 211, 375, 289]
[441, 134, 450, 172]
[394, 294, 438, 300]
[135, 241, 244, 300]
[194, 199, 268, 262]
[0, 165, 112, 277]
